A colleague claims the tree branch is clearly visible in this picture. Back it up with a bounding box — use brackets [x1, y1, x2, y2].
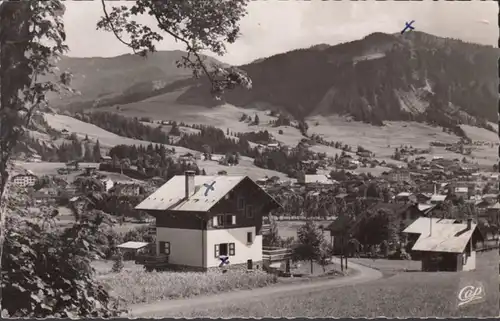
[99, 0, 136, 53]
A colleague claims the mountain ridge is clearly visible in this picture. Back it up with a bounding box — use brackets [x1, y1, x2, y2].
[50, 50, 227, 111]
[174, 32, 498, 129]
[55, 31, 498, 135]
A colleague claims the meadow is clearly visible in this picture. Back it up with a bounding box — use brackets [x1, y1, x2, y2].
[100, 97, 498, 168]
[93, 260, 277, 306]
[42, 113, 196, 156]
[163, 251, 498, 318]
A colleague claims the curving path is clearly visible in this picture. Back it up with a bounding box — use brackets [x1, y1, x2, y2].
[129, 258, 383, 317]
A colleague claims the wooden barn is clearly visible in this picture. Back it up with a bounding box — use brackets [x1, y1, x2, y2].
[403, 217, 484, 272]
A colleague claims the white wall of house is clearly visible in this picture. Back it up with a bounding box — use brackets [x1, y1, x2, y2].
[463, 250, 476, 271]
[156, 227, 203, 267]
[206, 227, 263, 268]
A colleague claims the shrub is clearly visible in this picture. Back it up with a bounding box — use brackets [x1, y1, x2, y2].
[102, 270, 277, 305]
[111, 252, 125, 273]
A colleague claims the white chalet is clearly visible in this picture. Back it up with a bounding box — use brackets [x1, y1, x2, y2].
[135, 171, 281, 271]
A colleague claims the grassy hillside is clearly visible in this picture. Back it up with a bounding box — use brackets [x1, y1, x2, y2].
[49, 51, 226, 111]
[43, 113, 195, 155]
[97, 94, 498, 168]
[40, 113, 288, 180]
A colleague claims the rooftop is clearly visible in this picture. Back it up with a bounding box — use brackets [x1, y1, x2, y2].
[135, 174, 279, 212]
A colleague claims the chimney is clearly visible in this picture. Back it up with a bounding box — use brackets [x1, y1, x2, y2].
[466, 218, 472, 231]
[185, 171, 195, 199]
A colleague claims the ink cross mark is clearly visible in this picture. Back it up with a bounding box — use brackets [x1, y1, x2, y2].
[203, 181, 216, 196]
[401, 20, 415, 34]
[219, 255, 230, 267]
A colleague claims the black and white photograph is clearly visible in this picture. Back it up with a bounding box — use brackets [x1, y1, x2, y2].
[0, 0, 498, 318]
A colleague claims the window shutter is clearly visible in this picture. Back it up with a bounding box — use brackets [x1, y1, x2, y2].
[212, 216, 218, 227]
[214, 244, 220, 258]
[232, 215, 236, 225]
[229, 243, 235, 256]
[165, 242, 171, 255]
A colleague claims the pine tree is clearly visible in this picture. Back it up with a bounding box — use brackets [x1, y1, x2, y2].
[111, 250, 124, 273]
[83, 143, 93, 162]
[293, 220, 325, 274]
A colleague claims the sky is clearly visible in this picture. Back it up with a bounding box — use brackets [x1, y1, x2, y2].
[64, 1, 498, 65]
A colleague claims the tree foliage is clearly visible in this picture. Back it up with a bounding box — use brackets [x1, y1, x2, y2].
[262, 217, 281, 248]
[292, 220, 325, 274]
[97, 0, 252, 98]
[2, 189, 123, 317]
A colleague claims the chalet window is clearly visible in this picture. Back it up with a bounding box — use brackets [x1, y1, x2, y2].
[215, 243, 235, 257]
[246, 205, 254, 218]
[159, 241, 170, 255]
[213, 214, 235, 227]
[247, 232, 253, 244]
[237, 197, 245, 210]
[225, 214, 236, 226]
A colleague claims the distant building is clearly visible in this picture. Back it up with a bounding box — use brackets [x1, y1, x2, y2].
[266, 143, 279, 150]
[394, 192, 416, 204]
[100, 178, 114, 192]
[385, 170, 411, 183]
[296, 173, 337, 185]
[453, 187, 468, 199]
[32, 187, 59, 205]
[430, 194, 448, 204]
[28, 154, 42, 163]
[11, 173, 37, 187]
[100, 156, 112, 164]
[416, 193, 432, 204]
[180, 153, 195, 162]
[356, 151, 372, 158]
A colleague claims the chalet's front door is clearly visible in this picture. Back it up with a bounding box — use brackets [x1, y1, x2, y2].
[159, 241, 165, 255]
[247, 259, 253, 270]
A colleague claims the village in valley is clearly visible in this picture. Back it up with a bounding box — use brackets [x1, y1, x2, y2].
[8, 109, 499, 317]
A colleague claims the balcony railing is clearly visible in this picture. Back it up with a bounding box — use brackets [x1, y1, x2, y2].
[262, 246, 292, 262]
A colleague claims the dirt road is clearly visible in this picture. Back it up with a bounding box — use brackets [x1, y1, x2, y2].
[129, 259, 383, 317]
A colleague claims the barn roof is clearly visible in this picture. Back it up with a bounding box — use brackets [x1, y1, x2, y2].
[417, 204, 435, 213]
[135, 175, 280, 212]
[117, 241, 149, 250]
[304, 174, 337, 184]
[403, 217, 458, 234]
[410, 222, 478, 253]
[430, 194, 447, 202]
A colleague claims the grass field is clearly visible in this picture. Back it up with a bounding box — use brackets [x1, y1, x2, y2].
[165, 250, 498, 318]
[277, 220, 332, 241]
[43, 113, 196, 156]
[93, 260, 277, 306]
[99, 96, 497, 167]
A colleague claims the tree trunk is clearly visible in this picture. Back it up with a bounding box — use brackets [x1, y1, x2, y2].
[310, 259, 314, 274]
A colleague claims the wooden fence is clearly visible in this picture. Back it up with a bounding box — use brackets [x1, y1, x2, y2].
[269, 216, 337, 221]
